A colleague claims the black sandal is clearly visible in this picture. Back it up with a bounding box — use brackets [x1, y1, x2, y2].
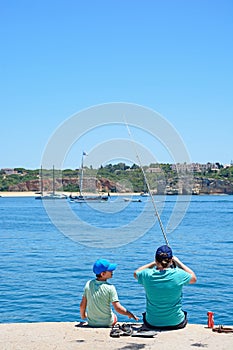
[110, 323, 133, 337]
[120, 323, 133, 336]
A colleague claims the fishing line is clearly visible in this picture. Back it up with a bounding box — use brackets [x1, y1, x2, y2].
[124, 120, 170, 246]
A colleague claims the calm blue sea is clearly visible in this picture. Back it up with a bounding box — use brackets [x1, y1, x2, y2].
[0, 195, 233, 326]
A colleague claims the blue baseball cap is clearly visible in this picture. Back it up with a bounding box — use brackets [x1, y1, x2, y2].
[156, 245, 173, 260]
[93, 259, 117, 275]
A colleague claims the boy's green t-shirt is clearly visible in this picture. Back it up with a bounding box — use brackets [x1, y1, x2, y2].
[84, 279, 119, 327]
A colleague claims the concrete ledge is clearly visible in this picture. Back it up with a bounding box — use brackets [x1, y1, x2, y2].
[0, 322, 233, 350]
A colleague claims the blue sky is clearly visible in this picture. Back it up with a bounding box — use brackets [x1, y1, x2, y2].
[1, 0, 232, 169]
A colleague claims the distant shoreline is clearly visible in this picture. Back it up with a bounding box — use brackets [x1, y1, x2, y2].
[0, 191, 231, 198]
[0, 191, 141, 198]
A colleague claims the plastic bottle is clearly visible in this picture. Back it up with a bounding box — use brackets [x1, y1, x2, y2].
[207, 311, 214, 328]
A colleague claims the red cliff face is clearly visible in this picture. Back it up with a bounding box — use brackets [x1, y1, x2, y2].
[97, 178, 117, 192]
[7, 177, 116, 192]
[8, 180, 40, 192]
[6, 177, 233, 194]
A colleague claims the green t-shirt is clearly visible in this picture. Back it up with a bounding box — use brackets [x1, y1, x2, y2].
[84, 279, 119, 327]
[136, 267, 192, 327]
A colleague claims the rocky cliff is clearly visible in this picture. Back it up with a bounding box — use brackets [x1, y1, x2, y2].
[6, 176, 233, 194]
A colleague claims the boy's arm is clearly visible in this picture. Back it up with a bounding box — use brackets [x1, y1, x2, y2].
[80, 295, 87, 319]
[112, 301, 139, 320]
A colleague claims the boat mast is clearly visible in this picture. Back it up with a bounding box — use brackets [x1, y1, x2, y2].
[79, 153, 84, 196]
[52, 165, 55, 195]
[143, 176, 148, 193]
[40, 165, 43, 196]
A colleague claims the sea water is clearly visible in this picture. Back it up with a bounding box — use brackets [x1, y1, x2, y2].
[0, 195, 232, 325]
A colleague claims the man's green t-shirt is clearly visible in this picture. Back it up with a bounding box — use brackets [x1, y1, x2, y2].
[84, 279, 119, 327]
[136, 267, 191, 327]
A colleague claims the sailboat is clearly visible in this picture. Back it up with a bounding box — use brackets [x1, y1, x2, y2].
[69, 152, 108, 203]
[35, 166, 67, 200]
[140, 175, 149, 197]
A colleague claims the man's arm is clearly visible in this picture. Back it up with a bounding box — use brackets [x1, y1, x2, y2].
[172, 256, 197, 284]
[80, 295, 87, 319]
[112, 301, 138, 320]
[133, 261, 156, 279]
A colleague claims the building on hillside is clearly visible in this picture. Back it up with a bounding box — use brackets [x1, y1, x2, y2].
[146, 167, 162, 173]
[1, 168, 17, 175]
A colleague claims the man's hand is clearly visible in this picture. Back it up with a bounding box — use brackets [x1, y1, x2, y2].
[172, 256, 180, 265]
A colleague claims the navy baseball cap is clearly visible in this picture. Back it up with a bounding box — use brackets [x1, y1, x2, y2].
[93, 259, 117, 275]
[156, 245, 173, 260]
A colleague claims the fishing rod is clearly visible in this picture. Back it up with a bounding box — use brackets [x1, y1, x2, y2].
[125, 120, 170, 247]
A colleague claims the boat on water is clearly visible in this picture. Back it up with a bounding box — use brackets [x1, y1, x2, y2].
[69, 152, 109, 203]
[140, 177, 149, 197]
[123, 197, 142, 203]
[69, 194, 108, 203]
[35, 166, 67, 200]
[140, 192, 149, 197]
[36, 193, 67, 200]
